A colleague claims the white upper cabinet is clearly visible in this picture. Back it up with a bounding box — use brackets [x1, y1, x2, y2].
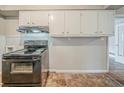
[65, 11, 81, 35]
[19, 11, 30, 26]
[49, 11, 81, 36]
[30, 11, 49, 26]
[49, 10, 114, 37]
[19, 11, 49, 26]
[98, 11, 115, 35]
[49, 11, 65, 36]
[81, 11, 98, 35]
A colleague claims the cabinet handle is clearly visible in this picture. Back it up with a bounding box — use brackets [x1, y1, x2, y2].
[67, 32, 69, 34]
[80, 32, 83, 33]
[100, 31, 103, 33]
[32, 22, 34, 24]
[95, 32, 97, 33]
[62, 32, 64, 34]
[27, 22, 29, 24]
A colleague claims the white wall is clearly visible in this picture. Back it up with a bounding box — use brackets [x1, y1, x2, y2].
[108, 36, 115, 56]
[4, 18, 20, 46]
[0, 17, 5, 74]
[0, 17, 5, 35]
[0, 18, 22, 73]
[4, 19, 24, 52]
[5, 19, 19, 36]
[49, 37, 108, 72]
[0, 36, 6, 74]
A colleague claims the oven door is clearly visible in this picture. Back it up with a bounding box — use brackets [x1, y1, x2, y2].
[2, 59, 41, 84]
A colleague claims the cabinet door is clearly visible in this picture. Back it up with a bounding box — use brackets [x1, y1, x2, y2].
[65, 11, 81, 35]
[49, 11, 65, 36]
[98, 11, 114, 35]
[81, 11, 98, 35]
[30, 11, 49, 26]
[19, 11, 31, 26]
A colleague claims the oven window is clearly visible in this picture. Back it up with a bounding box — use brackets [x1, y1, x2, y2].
[11, 63, 33, 74]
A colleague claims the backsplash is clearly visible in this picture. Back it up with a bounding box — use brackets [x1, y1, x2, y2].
[6, 36, 22, 46]
[22, 33, 49, 41]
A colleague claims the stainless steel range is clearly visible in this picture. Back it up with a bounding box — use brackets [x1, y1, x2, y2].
[2, 40, 49, 87]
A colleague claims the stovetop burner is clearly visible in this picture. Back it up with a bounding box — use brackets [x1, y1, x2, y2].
[3, 48, 46, 59]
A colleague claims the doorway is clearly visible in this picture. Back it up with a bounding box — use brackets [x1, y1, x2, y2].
[109, 17, 124, 85]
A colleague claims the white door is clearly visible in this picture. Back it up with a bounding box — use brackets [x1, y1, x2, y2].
[98, 11, 114, 35]
[81, 11, 98, 35]
[65, 11, 81, 35]
[49, 11, 65, 36]
[115, 20, 124, 64]
[30, 11, 49, 26]
[19, 11, 31, 26]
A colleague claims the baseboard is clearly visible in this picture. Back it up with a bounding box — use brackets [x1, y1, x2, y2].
[49, 69, 108, 73]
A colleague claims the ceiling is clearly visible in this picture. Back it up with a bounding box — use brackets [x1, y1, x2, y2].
[0, 5, 123, 17]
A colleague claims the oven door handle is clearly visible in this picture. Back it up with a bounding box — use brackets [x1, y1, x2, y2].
[32, 57, 40, 61]
[32, 59, 40, 61]
[2, 59, 39, 62]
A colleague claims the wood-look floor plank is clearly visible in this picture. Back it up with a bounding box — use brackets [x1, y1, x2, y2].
[46, 72, 122, 87]
[109, 57, 124, 85]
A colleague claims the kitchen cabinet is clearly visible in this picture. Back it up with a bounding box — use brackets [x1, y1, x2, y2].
[81, 10, 114, 36]
[19, 11, 30, 26]
[49, 11, 65, 36]
[81, 11, 98, 35]
[98, 11, 115, 35]
[49, 10, 115, 37]
[65, 11, 81, 36]
[19, 11, 49, 26]
[49, 11, 81, 36]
